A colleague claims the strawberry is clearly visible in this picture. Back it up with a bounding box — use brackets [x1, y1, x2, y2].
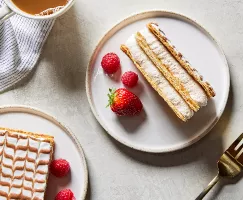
[107, 88, 143, 116]
[101, 53, 120, 74]
[55, 189, 75, 200]
[50, 159, 70, 178]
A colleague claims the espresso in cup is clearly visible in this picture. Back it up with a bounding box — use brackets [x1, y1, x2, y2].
[11, 0, 68, 15]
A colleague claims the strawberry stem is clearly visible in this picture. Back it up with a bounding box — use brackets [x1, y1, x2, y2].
[106, 88, 116, 107]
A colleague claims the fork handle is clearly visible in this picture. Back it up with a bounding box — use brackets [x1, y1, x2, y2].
[195, 174, 220, 200]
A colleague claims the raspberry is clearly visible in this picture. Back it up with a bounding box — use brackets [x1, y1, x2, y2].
[55, 189, 75, 200]
[50, 159, 70, 178]
[121, 71, 139, 87]
[101, 53, 120, 74]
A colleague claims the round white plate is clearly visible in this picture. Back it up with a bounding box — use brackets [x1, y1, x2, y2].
[0, 106, 88, 199]
[86, 11, 230, 153]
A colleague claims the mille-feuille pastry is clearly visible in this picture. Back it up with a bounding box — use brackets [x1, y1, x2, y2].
[147, 23, 215, 98]
[135, 26, 212, 112]
[121, 35, 194, 121]
[0, 127, 54, 200]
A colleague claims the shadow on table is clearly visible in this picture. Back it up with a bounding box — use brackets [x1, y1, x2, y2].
[40, 6, 91, 92]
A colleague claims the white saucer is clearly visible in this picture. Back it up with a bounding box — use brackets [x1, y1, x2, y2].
[86, 11, 230, 153]
[0, 106, 88, 199]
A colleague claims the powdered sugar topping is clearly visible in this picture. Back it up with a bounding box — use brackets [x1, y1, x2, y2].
[139, 27, 208, 107]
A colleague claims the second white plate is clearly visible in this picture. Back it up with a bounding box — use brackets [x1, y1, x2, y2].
[0, 106, 88, 199]
[86, 11, 230, 153]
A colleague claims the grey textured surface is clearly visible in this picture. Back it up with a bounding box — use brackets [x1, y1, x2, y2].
[1, 0, 243, 199]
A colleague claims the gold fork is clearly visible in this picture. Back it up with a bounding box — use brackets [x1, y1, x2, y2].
[195, 133, 243, 200]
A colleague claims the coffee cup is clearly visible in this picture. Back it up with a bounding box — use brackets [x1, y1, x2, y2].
[0, 0, 74, 21]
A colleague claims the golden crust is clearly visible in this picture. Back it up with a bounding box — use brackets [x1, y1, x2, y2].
[120, 44, 188, 122]
[0, 127, 54, 148]
[135, 32, 200, 112]
[147, 22, 215, 98]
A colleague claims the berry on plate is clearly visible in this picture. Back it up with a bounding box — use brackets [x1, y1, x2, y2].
[121, 71, 138, 87]
[55, 189, 75, 200]
[50, 159, 70, 178]
[107, 88, 143, 116]
[101, 52, 120, 74]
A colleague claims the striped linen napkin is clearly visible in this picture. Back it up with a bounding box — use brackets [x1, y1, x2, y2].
[0, 3, 55, 92]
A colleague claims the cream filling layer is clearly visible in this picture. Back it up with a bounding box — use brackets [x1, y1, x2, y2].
[125, 35, 193, 120]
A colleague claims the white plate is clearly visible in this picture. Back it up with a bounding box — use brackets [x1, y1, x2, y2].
[0, 106, 88, 199]
[86, 11, 230, 153]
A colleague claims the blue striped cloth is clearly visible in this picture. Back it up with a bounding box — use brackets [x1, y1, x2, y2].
[0, 7, 54, 92]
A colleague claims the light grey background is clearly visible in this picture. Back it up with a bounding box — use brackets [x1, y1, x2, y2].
[0, 0, 242, 199]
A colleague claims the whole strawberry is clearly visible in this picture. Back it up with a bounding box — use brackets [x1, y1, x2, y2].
[55, 189, 75, 200]
[101, 53, 120, 74]
[50, 159, 70, 178]
[107, 88, 143, 116]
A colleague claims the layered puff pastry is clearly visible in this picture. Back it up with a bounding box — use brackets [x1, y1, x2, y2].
[121, 23, 215, 121]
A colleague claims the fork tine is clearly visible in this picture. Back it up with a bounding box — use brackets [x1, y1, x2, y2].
[227, 133, 243, 157]
[235, 143, 243, 157]
[236, 150, 243, 167]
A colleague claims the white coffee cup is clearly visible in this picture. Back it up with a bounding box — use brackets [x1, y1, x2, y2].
[0, 0, 74, 21]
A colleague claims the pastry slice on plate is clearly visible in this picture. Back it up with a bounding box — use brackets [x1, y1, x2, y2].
[0, 127, 54, 200]
[147, 22, 215, 98]
[136, 26, 211, 111]
[121, 35, 194, 122]
[121, 23, 216, 121]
